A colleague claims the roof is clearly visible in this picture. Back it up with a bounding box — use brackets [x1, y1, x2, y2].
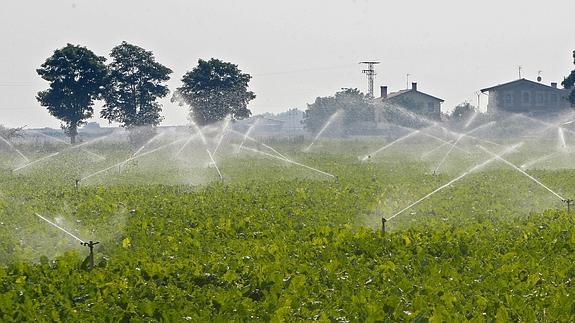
[380, 88, 444, 102]
[480, 78, 566, 93]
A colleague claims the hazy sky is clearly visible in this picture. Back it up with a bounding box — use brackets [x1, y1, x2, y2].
[1, 0, 574, 128]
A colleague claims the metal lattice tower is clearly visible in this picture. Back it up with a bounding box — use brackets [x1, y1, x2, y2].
[360, 61, 379, 97]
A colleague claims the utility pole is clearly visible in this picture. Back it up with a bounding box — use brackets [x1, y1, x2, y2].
[476, 91, 481, 110]
[360, 61, 379, 97]
[406, 73, 411, 89]
[518, 65, 522, 79]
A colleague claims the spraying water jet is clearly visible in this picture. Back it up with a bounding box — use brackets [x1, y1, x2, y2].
[387, 142, 523, 221]
[360, 130, 420, 161]
[239, 145, 335, 178]
[35, 213, 99, 270]
[304, 110, 342, 152]
[0, 134, 30, 163]
[478, 145, 567, 202]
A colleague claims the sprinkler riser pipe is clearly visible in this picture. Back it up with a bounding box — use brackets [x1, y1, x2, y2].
[381, 217, 387, 235]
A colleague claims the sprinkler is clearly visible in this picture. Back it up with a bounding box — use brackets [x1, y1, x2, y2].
[34, 213, 99, 270]
[381, 217, 387, 235]
[75, 179, 80, 189]
[563, 199, 573, 213]
[81, 240, 100, 270]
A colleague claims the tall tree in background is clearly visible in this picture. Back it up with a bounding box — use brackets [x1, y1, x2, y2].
[563, 50, 575, 105]
[101, 42, 172, 128]
[174, 59, 255, 125]
[303, 88, 373, 133]
[450, 102, 476, 121]
[36, 44, 107, 143]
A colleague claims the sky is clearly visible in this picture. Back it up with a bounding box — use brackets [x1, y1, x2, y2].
[0, 0, 574, 128]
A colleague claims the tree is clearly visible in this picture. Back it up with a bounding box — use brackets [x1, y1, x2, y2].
[0, 125, 24, 140]
[450, 102, 476, 121]
[174, 59, 255, 125]
[101, 42, 172, 129]
[563, 50, 575, 105]
[303, 88, 373, 134]
[37, 44, 107, 143]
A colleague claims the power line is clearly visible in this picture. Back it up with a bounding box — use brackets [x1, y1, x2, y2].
[253, 64, 357, 77]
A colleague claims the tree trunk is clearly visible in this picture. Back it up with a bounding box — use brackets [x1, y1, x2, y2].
[70, 123, 77, 144]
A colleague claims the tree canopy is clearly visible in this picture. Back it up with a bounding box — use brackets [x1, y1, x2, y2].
[562, 50, 575, 104]
[36, 44, 107, 143]
[174, 59, 255, 126]
[302, 88, 373, 134]
[0, 125, 24, 140]
[450, 102, 476, 120]
[100, 41, 172, 128]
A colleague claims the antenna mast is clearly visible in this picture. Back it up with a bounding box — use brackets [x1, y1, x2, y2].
[360, 61, 380, 97]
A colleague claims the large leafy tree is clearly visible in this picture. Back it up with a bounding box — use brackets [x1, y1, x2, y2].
[174, 58, 255, 125]
[303, 88, 373, 134]
[101, 41, 172, 128]
[563, 50, 575, 105]
[450, 102, 476, 121]
[36, 44, 107, 143]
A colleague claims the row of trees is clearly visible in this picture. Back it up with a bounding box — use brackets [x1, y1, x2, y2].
[37, 43, 255, 143]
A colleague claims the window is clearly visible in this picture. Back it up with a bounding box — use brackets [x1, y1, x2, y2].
[551, 94, 558, 104]
[427, 102, 435, 110]
[536, 92, 544, 106]
[522, 91, 530, 105]
[503, 93, 512, 106]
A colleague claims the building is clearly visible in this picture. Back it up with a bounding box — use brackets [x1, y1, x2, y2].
[480, 78, 572, 116]
[376, 82, 444, 121]
[232, 115, 286, 137]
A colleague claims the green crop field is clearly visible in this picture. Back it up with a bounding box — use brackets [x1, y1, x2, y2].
[1, 133, 575, 321]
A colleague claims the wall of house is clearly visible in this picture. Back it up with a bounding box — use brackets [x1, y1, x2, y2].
[487, 83, 571, 115]
[386, 91, 442, 120]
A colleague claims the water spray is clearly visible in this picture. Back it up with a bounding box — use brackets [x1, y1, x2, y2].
[213, 116, 232, 155]
[189, 120, 208, 146]
[229, 129, 289, 160]
[421, 140, 454, 159]
[463, 110, 479, 129]
[13, 152, 60, 172]
[558, 127, 568, 150]
[79, 137, 187, 183]
[35, 213, 99, 270]
[360, 130, 420, 161]
[206, 149, 224, 181]
[237, 117, 261, 152]
[30, 130, 105, 161]
[304, 110, 342, 152]
[387, 142, 523, 221]
[433, 121, 496, 174]
[12, 131, 120, 173]
[239, 145, 335, 178]
[478, 145, 568, 207]
[133, 131, 166, 157]
[520, 151, 562, 169]
[388, 123, 470, 156]
[0, 134, 30, 163]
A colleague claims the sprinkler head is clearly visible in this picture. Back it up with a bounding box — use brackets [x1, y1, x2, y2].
[381, 217, 387, 235]
[562, 199, 573, 213]
[75, 179, 80, 188]
[81, 240, 100, 270]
